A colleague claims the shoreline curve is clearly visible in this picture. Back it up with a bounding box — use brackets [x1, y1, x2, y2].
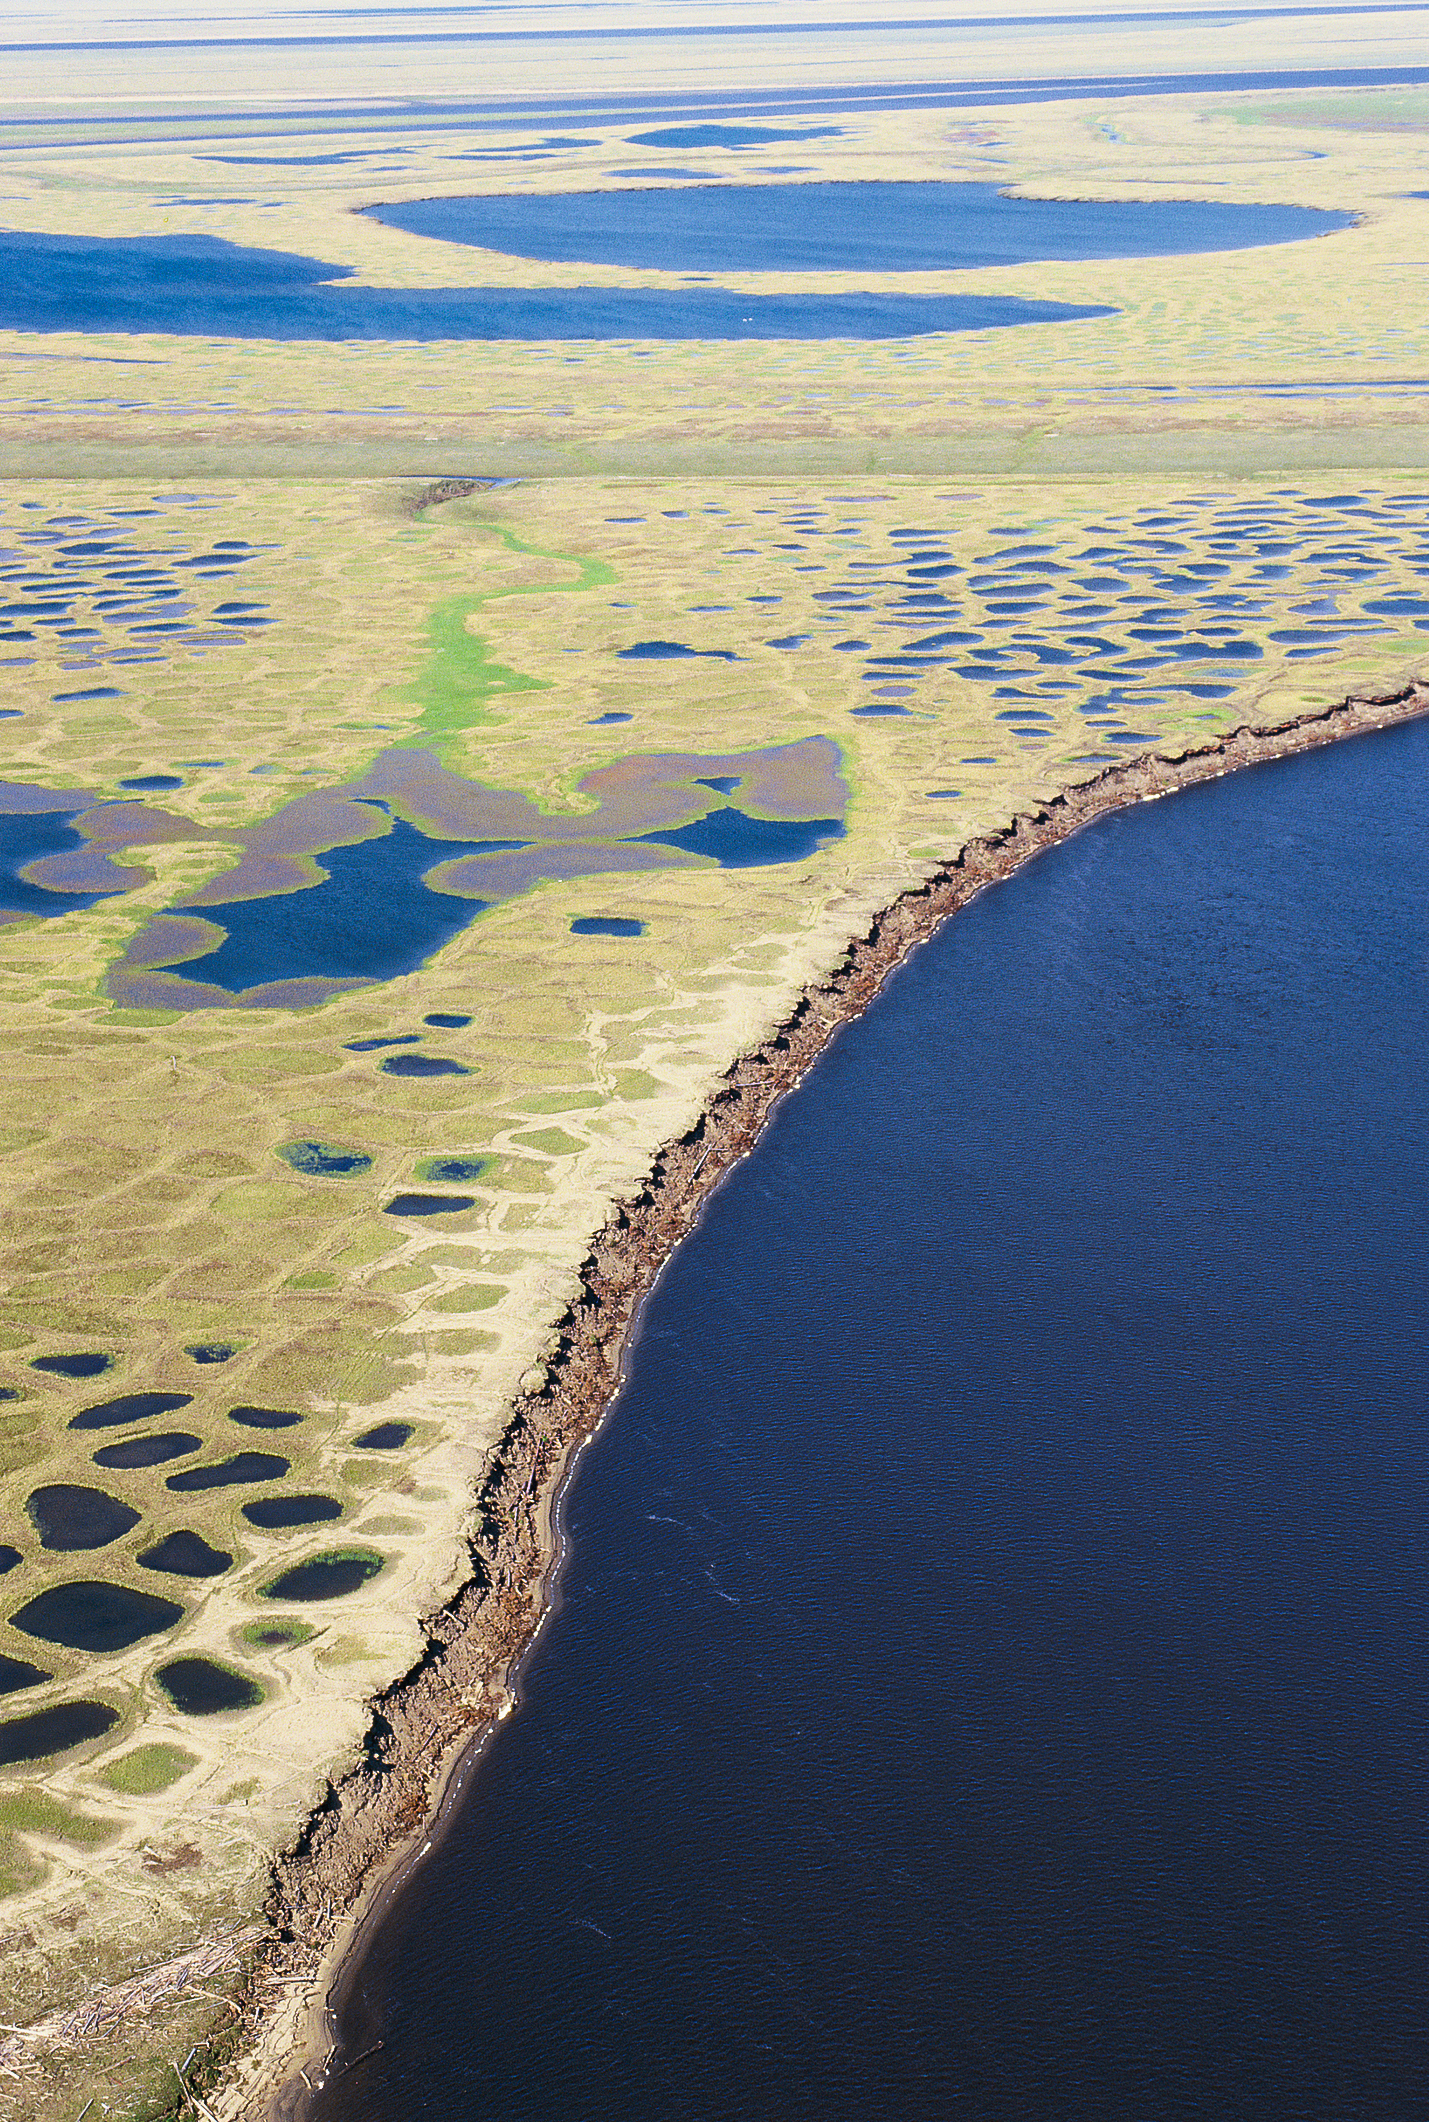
[125, 677, 1429, 2119]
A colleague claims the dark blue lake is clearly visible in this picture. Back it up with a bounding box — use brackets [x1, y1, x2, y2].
[365, 180, 1351, 273]
[0, 230, 1107, 341]
[310, 713, 1429, 2122]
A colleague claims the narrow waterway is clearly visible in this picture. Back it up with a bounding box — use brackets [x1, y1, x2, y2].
[314, 715, 1429, 2122]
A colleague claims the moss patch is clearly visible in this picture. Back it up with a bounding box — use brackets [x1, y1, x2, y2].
[96, 1743, 199, 1796]
[0, 1788, 119, 1845]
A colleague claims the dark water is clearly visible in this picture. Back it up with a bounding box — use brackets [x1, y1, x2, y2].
[91, 1431, 201, 1468]
[316, 715, 1429, 2122]
[383, 1191, 476, 1216]
[0, 231, 1109, 341]
[571, 915, 645, 936]
[167, 1450, 289, 1491]
[367, 181, 1352, 273]
[31, 1350, 112, 1379]
[636, 807, 844, 867]
[138, 1531, 232, 1577]
[165, 793, 846, 995]
[228, 1406, 304, 1429]
[10, 1582, 182, 1653]
[0, 1653, 50, 1697]
[243, 1495, 344, 1529]
[173, 817, 498, 992]
[25, 1484, 140, 1551]
[264, 1551, 385, 1602]
[155, 1656, 263, 1715]
[69, 1391, 193, 1429]
[0, 1701, 118, 1765]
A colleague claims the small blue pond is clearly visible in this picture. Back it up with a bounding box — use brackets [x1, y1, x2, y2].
[571, 916, 645, 936]
[365, 180, 1351, 273]
[0, 230, 1109, 341]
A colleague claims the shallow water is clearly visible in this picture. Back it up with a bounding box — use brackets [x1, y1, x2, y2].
[315, 714, 1429, 2122]
[366, 180, 1351, 274]
[0, 231, 1111, 341]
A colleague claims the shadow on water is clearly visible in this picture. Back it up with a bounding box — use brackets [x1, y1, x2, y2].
[313, 715, 1429, 2122]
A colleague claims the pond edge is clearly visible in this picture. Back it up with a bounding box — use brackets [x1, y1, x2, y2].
[31, 677, 1429, 2122]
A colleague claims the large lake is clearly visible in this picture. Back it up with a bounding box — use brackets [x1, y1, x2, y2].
[0, 230, 1108, 341]
[366, 180, 1352, 273]
[310, 714, 1429, 2122]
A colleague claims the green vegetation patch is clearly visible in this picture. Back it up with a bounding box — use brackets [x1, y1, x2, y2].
[96, 1743, 197, 1795]
[0, 1788, 119, 1844]
[403, 596, 549, 742]
[241, 1618, 317, 1650]
[426, 1284, 504, 1312]
[511, 1128, 585, 1157]
[0, 1829, 46, 1899]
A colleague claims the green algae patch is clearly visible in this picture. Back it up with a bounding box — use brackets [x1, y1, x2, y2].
[286, 1270, 339, 1290]
[96, 1742, 197, 1795]
[0, 1787, 119, 1845]
[414, 1154, 491, 1184]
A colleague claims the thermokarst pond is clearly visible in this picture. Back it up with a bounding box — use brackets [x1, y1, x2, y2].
[0, 228, 1112, 341]
[10, 1581, 183, 1654]
[365, 179, 1353, 272]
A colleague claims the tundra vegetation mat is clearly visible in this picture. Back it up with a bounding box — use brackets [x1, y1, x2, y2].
[0, 12, 1426, 2118]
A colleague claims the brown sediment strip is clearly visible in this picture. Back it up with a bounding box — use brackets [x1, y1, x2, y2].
[213, 681, 1428, 2119]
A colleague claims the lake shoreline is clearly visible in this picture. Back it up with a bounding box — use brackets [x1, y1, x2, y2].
[211, 674, 1429, 2122]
